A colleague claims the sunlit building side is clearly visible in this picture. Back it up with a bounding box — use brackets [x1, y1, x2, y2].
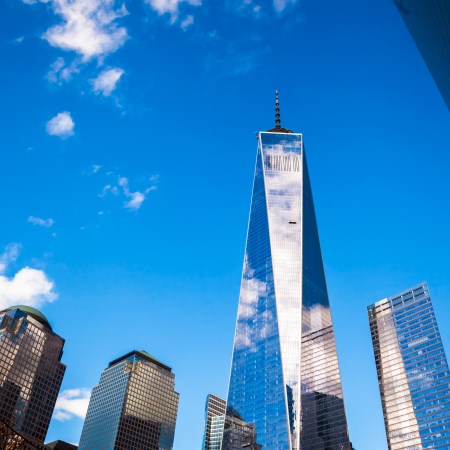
[78, 350, 179, 450]
[368, 282, 450, 449]
[225, 93, 351, 450]
[202, 393, 226, 450]
[0, 305, 66, 446]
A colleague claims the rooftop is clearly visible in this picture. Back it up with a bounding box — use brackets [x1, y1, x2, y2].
[109, 350, 172, 372]
[4, 305, 52, 331]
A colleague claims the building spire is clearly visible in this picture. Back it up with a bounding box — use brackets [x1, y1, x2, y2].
[275, 90, 281, 128]
[267, 90, 293, 133]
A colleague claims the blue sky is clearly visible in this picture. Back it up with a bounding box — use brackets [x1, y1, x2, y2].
[1, 0, 449, 448]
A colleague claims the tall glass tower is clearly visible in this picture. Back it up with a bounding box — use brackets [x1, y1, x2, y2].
[368, 282, 450, 449]
[78, 350, 179, 450]
[226, 93, 351, 450]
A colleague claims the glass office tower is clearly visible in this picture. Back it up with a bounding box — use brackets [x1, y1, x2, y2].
[368, 282, 450, 450]
[393, 0, 450, 110]
[226, 94, 351, 450]
[202, 393, 226, 450]
[78, 350, 179, 450]
[0, 305, 66, 446]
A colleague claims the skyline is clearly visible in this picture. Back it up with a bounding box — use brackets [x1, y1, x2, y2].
[1, 0, 450, 448]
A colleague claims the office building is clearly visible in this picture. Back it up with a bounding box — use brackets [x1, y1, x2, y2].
[394, 0, 450, 110]
[78, 350, 179, 450]
[368, 282, 450, 449]
[0, 305, 66, 446]
[202, 393, 226, 450]
[225, 93, 351, 449]
[222, 409, 262, 450]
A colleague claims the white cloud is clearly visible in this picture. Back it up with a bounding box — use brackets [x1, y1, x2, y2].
[0, 268, 57, 310]
[145, 0, 201, 20]
[180, 14, 194, 30]
[0, 244, 21, 275]
[273, 0, 297, 13]
[92, 164, 102, 174]
[46, 111, 75, 139]
[42, 0, 128, 61]
[93, 67, 124, 96]
[47, 57, 80, 84]
[53, 388, 91, 421]
[118, 177, 146, 211]
[125, 191, 145, 210]
[28, 216, 55, 228]
[0, 244, 57, 310]
[100, 173, 158, 211]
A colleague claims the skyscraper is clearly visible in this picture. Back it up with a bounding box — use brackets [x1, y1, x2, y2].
[368, 282, 450, 449]
[222, 411, 261, 450]
[78, 350, 179, 450]
[0, 305, 66, 446]
[225, 93, 351, 450]
[393, 0, 450, 110]
[202, 393, 226, 450]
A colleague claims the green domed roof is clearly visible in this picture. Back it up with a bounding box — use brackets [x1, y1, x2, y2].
[5, 305, 52, 330]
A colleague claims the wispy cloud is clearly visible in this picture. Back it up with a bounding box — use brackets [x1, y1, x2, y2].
[53, 388, 92, 421]
[144, 0, 201, 23]
[46, 111, 75, 139]
[0, 244, 21, 275]
[181, 14, 194, 30]
[93, 67, 124, 96]
[100, 173, 158, 212]
[42, 0, 129, 61]
[272, 0, 297, 13]
[0, 244, 57, 310]
[28, 216, 55, 228]
[92, 164, 102, 174]
[47, 57, 80, 84]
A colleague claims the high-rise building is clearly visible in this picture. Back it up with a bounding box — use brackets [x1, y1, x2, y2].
[368, 282, 450, 450]
[393, 0, 450, 110]
[225, 93, 351, 450]
[202, 393, 226, 450]
[0, 305, 66, 446]
[78, 350, 179, 450]
[222, 407, 263, 450]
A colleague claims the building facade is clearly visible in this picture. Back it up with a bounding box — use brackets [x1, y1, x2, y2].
[202, 393, 226, 450]
[0, 305, 66, 446]
[78, 350, 179, 450]
[394, 0, 450, 110]
[226, 94, 351, 450]
[368, 282, 450, 449]
[222, 409, 262, 450]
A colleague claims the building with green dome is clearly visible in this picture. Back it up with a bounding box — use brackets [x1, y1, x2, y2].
[0, 305, 66, 446]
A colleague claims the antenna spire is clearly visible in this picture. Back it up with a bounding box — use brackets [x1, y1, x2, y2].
[267, 90, 293, 133]
[275, 90, 281, 128]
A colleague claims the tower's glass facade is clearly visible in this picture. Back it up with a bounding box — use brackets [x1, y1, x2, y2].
[202, 393, 227, 450]
[78, 350, 179, 450]
[394, 0, 450, 110]
[368, 282, 450, 450]
[226, 128, 351, 450]
[0, 305, 66, 446]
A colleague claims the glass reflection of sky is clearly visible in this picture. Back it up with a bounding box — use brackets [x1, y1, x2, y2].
[227, 131, 351, 450]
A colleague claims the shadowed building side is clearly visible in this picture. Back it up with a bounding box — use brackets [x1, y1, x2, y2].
[394, 0, 450, 110]
[0, 306, 66, 447]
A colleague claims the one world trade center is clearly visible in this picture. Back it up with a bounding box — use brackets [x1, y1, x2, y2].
[225, 93, 352, 450]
